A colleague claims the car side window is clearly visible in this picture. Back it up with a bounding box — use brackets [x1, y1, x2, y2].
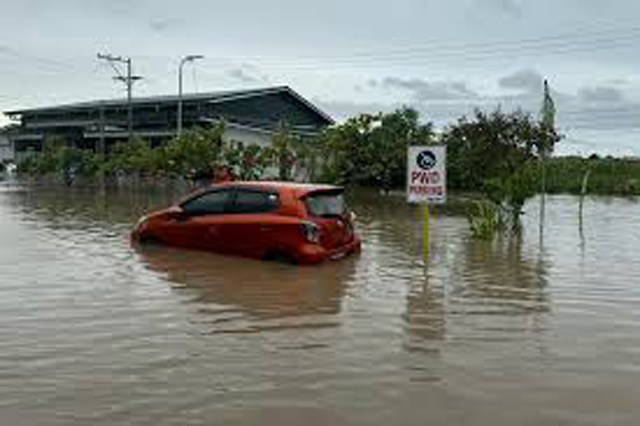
[230, 190, 279, 214]
[182, 190, 231, 215]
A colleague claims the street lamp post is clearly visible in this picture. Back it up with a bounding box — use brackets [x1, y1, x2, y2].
[177, 55, 204, 136]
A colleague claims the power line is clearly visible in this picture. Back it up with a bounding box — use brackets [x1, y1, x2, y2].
[2, 24, 640, 78]
[247, 40, 639, 71]
[0, 46, 82, 72]
[200, 25, 640, 71]
[250, 27, 640, 64]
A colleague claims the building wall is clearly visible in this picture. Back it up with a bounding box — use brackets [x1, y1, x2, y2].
[222, 125, 281, 179]
[221, 125, 315, 181]
[0, 134, 14, 162]
[222, 126, 273, 148]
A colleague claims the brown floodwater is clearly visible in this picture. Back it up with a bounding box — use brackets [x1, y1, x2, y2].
[1, 182, 639, 425]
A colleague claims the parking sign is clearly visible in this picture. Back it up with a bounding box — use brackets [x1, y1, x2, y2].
[407, 146, 446, 205]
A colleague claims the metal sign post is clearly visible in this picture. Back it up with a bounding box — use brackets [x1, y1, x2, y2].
[407, 146, 447, 262]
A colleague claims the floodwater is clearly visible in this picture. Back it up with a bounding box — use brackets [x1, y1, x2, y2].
[1, 182, 640, 426]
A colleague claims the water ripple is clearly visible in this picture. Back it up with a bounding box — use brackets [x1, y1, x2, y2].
[2, 186, 640, 425]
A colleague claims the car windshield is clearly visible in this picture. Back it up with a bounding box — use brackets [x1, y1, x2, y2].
[305, 191, 346, 217]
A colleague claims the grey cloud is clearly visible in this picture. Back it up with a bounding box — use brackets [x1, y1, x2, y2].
[228, 69, 257, 83]
[380, 77, 479, 101]
[227, 68, 268, 84]
[499, 69, 543, 94]
[468, 0, 523, 21]
[240, 63, 261, 72]
[607, 78, 630, 86]
[321, 93, 640, 135]
[315, 98, 478, 126]
[314, 99, 397, 122]
[323, 71, 640, 133]
[101, 0, 136, 17]
[149, 18, 184, 32]
[492, 0, 523, 19]
[578, 86, 624, 103]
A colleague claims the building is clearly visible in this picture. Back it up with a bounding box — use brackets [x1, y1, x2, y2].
[0, 127, 14, 162]
[4, 86, 333, 160]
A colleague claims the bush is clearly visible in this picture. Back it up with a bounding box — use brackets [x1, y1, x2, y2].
[546, 156, 640, 195]
[16, 136, 101, 183]
[159, 125, 224, 180]
[223, 141, 272, 181]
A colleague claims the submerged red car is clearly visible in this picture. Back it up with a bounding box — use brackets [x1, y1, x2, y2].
[131, 181, 361, 264]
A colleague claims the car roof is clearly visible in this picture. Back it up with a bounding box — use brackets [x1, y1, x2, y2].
[218, 181, 343, 197]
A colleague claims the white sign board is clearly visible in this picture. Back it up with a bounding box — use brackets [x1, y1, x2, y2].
[407, 146, 446, 205]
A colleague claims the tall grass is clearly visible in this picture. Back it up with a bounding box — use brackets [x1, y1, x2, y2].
[467, 200, 505, 239]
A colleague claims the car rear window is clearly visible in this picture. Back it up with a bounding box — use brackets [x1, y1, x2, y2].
[305, 191, 346, 217]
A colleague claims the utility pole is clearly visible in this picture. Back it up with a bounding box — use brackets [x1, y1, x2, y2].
[98, 101, 106, 188]
[97, 53, 142, 140]
[99, 102, 105, 158]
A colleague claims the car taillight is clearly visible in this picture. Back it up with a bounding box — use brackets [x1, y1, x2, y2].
[300, 221, 320, 244]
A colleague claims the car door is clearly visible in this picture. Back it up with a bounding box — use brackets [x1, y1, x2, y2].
[163, 188, 233, 252]
[221, 188, 281, 258]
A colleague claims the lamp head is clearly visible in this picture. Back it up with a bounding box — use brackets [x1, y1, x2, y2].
[185, 55, 204, 62]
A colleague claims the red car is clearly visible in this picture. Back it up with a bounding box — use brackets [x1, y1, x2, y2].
[131, 181, 361, 264]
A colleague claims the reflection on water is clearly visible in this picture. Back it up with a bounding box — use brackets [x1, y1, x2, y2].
[454, 235, 549, 315]
[136, 244, 355, 333]
[1, 183, 640, 425]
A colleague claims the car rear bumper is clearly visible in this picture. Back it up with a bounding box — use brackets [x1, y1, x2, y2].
[296, 237, 361, 264]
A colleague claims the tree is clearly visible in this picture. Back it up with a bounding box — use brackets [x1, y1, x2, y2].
[161, 124, 225, 180]
[106, 136, 163, 178]
[318, 107, 435, 189]
[442, 108, 560, 224]
[16, 135, 100, 184]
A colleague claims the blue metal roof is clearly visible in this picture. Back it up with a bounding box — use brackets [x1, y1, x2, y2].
[5, 86, 334, 124]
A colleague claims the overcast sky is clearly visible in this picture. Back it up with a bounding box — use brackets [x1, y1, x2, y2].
[1, 0, 640, 155]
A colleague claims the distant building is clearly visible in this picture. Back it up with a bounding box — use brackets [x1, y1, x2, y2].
[4, 86, 333, 160]
[0, 128, 14, 162]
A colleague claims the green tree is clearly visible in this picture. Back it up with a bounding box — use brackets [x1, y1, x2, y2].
[162, 124, 225, 180]
[17, 136, 100, 184]
[318, 107, 435, 189]
[442, 108, 560, 225]
[105, 136, 163, 177]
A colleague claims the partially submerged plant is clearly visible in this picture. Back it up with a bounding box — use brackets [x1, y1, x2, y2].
[467, 200, 505, 239]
